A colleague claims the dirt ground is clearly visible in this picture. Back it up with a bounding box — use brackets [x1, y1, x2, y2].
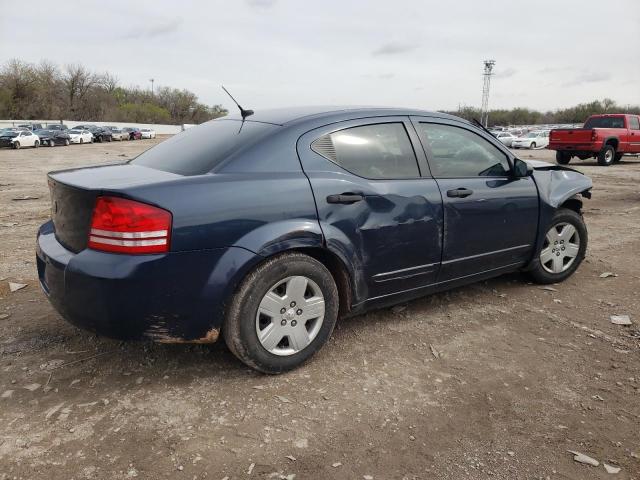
[0, 138, 638, 480]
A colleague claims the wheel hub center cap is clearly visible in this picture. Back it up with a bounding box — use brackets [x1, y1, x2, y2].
[284, 308, 296, 321]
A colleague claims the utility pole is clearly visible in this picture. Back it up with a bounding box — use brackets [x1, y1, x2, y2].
[481, 60, 495, 127]
[150, 78, 155, 96]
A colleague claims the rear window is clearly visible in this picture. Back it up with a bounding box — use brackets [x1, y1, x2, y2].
[584, 116, 625, 129]
[130, 120, 277, 175]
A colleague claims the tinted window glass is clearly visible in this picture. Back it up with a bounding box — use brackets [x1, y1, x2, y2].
[418, 123, 510, 178]
[311, 123, 420, 179]
[131, 120, 277, 175]
[629, 116, 640, 130]
[584, 117, 625, 129]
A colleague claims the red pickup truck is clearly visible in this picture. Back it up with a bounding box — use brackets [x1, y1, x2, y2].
[548, 114, 640, 166]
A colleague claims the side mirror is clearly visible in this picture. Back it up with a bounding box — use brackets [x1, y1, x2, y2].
[513, 158, 533, 177]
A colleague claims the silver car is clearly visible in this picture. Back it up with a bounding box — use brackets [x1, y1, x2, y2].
[107, 126, 128, 141]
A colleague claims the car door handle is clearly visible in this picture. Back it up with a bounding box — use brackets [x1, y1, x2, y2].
[446, 188, 473, 198]
[326, 193, 364, 204]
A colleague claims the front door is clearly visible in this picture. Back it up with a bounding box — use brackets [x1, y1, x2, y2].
[628, 115, 640, 153]
[411, 118, 539, 282]
[297, 117, 443, 302]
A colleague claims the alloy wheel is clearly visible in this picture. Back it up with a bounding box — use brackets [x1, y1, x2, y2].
[539, 222, 580, 274]
[255, 275, 325, 356]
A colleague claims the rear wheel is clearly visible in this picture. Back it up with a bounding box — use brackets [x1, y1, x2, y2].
[556, 151, 571, 165]
[530, 142, 536, 149]
[528, 209, 587, 284]
[597, 145, 615, 166]
[224, 252, 339, 374]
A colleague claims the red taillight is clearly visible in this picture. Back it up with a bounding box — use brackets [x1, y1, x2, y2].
[591, 130, 598, 142]
[88, 196, 172, 254]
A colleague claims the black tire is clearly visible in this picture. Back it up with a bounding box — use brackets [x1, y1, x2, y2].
[223, 252, 339, 374]
[614, 153, 623, 163]
[556, 151, 571, 165]
[34, 140, 39, 148]
[530, 142, 536, 149]
[64, 139, 70, 146]
[13, 141, 20, 150]
[528, 209, 588, 284]
[80, 138, 83, 144]
[597, 144, 615, 166]
[49, 140, 55, 147]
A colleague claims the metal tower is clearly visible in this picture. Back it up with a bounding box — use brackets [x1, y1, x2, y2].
[481, 60, 495, 127]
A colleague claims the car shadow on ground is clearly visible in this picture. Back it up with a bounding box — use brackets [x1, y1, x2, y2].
[12, 271, 532, 389]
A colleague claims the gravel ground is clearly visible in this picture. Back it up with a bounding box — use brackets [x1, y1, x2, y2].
[0, 139, 639, 479]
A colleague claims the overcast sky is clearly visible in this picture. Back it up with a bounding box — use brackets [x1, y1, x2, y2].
[1, 0, 638, 113]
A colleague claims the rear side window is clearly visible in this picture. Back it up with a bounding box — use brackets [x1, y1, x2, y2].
[584, 116, 625, 129]
[311, 123, 420, 179]
[629, 116, 640, 130]
[131, 120, 277, 175]
[417, 123, 510, 178]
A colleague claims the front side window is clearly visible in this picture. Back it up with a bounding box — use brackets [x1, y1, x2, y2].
[311, 123, 420, 179]
[417, 123, 510, 178]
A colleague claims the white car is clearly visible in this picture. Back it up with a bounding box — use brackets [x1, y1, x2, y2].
[67, 129, 93, 144]
[494, 132, 517, 147]
[511, 131, 549, 149]
[139, 128, 156, 139]
[0, 129, 40, 149]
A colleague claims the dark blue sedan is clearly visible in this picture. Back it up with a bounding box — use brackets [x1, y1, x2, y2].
[37, 107, 592, 373]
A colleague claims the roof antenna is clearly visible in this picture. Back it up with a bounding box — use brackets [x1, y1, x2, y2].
[221, 85, 254, 119]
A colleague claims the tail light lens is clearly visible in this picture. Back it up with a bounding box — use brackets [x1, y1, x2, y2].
[591, 130, 598, 141]
[88, 196, 172, 254]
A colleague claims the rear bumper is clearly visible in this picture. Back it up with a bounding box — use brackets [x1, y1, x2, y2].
[36, 221, 260, 343]
[548, 141, 602, 153]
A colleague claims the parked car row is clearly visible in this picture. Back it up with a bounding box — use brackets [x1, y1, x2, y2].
[0, 124, 156, 149]
[491, 129, 551, 149]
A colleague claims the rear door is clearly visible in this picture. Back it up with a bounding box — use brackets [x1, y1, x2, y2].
[411, 117, 539, 282]
[297, 117, 443, 301]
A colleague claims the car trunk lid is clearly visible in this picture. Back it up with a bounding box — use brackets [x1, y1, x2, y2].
[48, 164, 182, 253]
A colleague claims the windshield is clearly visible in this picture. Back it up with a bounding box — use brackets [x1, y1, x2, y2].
[69, 130, 82, 134]
[131, 120, 278, 175]
[525, 133, 538, 138]
[1, 131, 18, 138]
[584, 116, 625, 129]
[34, 130, 50, 135]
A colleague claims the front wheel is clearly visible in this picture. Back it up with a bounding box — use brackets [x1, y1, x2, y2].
[64, 139, 70, 146]
[49, 140, 55, 147]
[556, 151, 571, 165]
[597, 145, 615, 166]
[530, 142, 536, 149]
[34, 140, 39, 148]
[528, 209, 587, 284]
[224, 253, 339, 374]
[13, 141, 20, 150]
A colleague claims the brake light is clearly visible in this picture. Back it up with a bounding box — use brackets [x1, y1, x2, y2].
[88, 196, 171, 254]
[591, 130, 598, 142]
